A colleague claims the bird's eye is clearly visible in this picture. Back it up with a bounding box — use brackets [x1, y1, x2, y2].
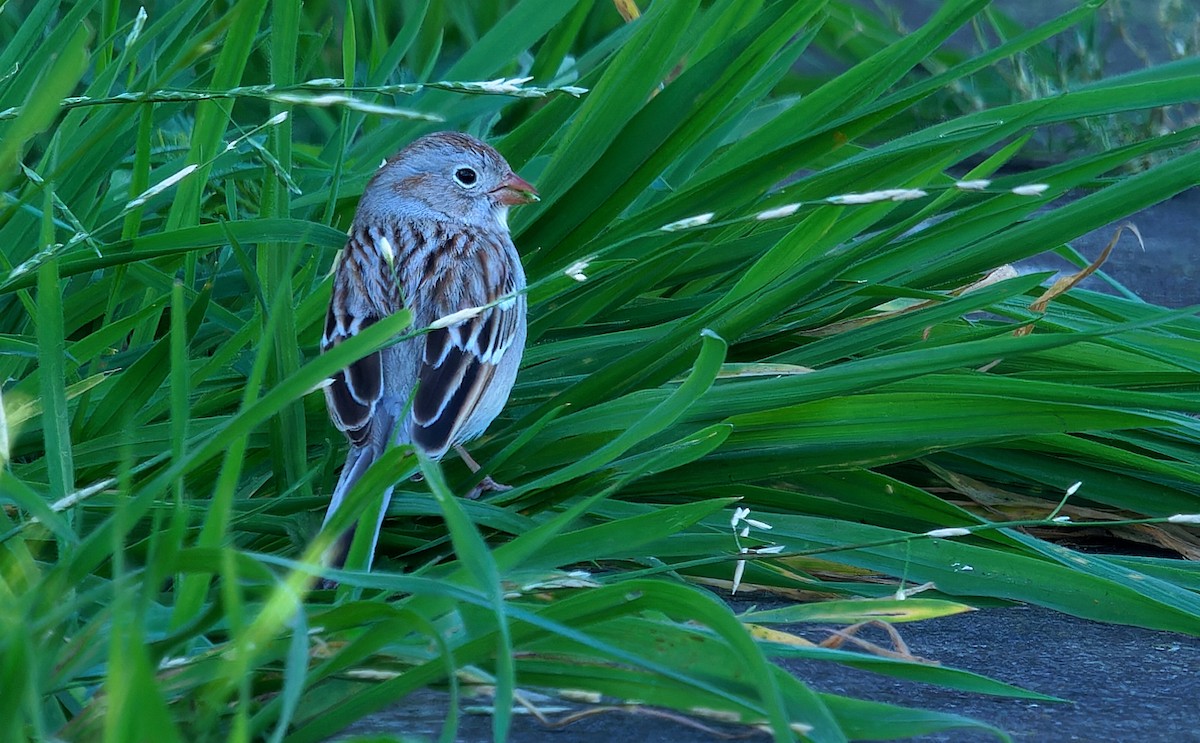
[453, 167, 478, 188]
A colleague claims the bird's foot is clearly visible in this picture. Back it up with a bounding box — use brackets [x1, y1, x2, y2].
[455, 444, 511, 499]
[466, 475, 512, 500]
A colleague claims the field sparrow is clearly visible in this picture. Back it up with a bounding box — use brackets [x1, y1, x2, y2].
[321, 131, 537, 570]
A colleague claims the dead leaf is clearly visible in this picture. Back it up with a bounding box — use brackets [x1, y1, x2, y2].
[1014, 222, 1143, 336]
[611, 0, 640, 22]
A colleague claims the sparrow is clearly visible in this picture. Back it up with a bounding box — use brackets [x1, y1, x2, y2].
[320, 131, 537, 570]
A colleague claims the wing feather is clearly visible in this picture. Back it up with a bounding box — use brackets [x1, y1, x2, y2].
[408, 231, 522, 457]
[411, 343, 495, 453]
[323, 236, 399, 448]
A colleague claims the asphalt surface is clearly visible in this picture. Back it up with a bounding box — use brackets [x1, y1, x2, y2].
[334, 603, 1200, 742]
[787, 604, 1200, 742]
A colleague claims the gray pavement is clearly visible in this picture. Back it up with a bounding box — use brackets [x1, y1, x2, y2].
[335, 603, 1200, 742]
[786, 603, 1200, 742]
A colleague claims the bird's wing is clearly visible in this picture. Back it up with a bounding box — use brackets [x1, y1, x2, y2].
[322, 309, 382, 446]
[322, 238, 400, 447]
[409, 233, 523, 457]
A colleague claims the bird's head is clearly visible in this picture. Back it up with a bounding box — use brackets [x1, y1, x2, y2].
[362, 131, 538, 231]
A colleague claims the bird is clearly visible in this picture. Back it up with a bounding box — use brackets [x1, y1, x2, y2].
[319, 131, 538, 572]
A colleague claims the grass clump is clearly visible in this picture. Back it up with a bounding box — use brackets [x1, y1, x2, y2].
[2, 1, 1199, 741]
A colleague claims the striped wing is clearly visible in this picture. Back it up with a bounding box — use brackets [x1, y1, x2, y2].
[409, 235, 523, 457]
[322, 236, 401, 447]
[322, 308, 383, 447]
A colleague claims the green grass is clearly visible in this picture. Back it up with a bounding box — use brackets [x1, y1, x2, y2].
[811, 0, 1200, 165]
[2, 1, 1200, 741]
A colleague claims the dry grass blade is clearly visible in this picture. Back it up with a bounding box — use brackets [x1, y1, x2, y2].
[809, 264, 1022, 339]
[820, 621, 939, 665]
[611, 0, 641, 23]
[1015, 222, 1145, 336]
[521, 700, 769, 739]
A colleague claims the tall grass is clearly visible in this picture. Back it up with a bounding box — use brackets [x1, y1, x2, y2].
[2, 1, 1199, 741]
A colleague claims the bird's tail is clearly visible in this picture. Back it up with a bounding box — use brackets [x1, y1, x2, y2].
[322, 443, 395, 572]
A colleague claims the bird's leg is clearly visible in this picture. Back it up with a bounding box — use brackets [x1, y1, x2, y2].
[455, 444, 511, 499]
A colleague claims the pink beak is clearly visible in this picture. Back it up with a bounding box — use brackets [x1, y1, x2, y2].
[491, 172, 539, 206]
